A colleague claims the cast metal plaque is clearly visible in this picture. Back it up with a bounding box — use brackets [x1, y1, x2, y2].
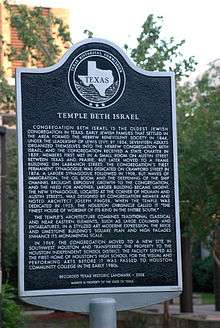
[16, 39, 182, 311]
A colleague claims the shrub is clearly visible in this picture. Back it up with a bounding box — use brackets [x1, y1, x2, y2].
[4, 133, 18, 283]
[192, 256, 214, 292]
[1, 283, 24, 328]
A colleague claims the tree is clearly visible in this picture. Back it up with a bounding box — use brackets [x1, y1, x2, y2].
[0, 0, 72, 111]
[177, 68, 220, 309]
[127, 14, 197, 312]
[4, 0, 71, 67]
[128, 14, 220, 311]
[177, 72, 220, 247]
[0, 69, 15, 111]
[125, 14, 196, 81]
[0, 1, 71, 282]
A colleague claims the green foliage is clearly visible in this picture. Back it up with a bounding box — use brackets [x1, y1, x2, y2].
[126, 15, 197, 80]
[201, 292, 215, 305]
[0, 0, 72, 111]
[1, 283, 24, 328]
[177, 70, 220, 246]
[193, 256, 214, 292]
[0, 69, 15, 110]
[4, 0, 71, 67]
[129, 14, 219, 266]
[83, 29, 94, 38]
[1, 0, 72, 275]
[4, 135, 18, 279]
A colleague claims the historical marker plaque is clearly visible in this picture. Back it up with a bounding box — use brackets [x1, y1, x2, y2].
[17, 39, 182, 306]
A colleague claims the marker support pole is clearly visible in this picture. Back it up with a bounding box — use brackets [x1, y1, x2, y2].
[90, 298, 117, 328]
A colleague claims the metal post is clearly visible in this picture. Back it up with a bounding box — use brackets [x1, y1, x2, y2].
[90, 298, 117, 328]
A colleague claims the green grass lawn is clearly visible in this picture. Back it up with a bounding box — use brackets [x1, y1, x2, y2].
[201, 293, 215, 305]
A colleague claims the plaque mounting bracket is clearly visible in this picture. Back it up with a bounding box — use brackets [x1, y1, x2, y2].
[21, 291, 180, 313]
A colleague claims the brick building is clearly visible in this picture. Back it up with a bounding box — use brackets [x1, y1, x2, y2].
[0, 0, 70, 79]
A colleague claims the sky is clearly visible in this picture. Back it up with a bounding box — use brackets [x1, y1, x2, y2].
[16, 0, 220, 77]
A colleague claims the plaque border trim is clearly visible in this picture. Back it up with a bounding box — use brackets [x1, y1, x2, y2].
[16, 38, 182, 298]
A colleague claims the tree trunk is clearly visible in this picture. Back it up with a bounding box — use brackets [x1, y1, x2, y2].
[180, 233, 193, 312]
[163, 301, 170, 328]
[214, 231, 220, 311]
